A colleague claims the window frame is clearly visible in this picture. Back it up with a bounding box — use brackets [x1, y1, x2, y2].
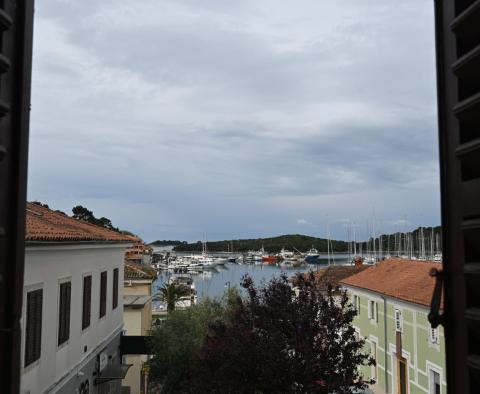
[99, 270, 107, 319]
[82, 274, 92, 331]
[24, 287, 43, 368]
[57, 279, 71, 347]
[395, 308, 403, 332]
[112, 267, 119, 310]
[368, 299, 378, 323]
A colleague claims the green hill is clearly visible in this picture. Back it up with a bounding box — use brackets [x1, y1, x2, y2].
[173, 234, 348, 253]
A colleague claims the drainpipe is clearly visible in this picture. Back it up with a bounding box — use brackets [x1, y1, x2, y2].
[381, 295, 389, 393]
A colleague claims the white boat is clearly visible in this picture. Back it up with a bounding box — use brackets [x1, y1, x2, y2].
[279, 248, 294, 260]
[304, 247, 320, 263]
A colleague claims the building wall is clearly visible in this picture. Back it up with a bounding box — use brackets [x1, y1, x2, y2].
[345, 286, 446, 394]
[21, 243, 129, 394]
[122, 281, 153, 394]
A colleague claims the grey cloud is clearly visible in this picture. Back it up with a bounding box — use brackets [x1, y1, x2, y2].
[28, 0, 440, 241]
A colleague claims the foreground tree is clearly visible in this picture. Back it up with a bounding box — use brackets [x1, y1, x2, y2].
[148, 291, 240, 393]
[194, 273, 374, 393]
[155, 282, 193, 313]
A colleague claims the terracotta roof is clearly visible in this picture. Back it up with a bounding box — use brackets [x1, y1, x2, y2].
[311, 265, 370, 290]
[124, 262, 157, 280]
[26, 202, 139, 243]
[340, 258, 443, 308]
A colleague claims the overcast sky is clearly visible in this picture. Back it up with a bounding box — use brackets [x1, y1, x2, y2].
[27, 0, 440, 242]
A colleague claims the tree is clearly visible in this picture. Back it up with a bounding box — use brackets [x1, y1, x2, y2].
[155, 283, 192, 313]
[148, 291, 240, 393]
[72, 205, 95, 222]
[71, 205, 120, 232]
[193, 273, 374, 393]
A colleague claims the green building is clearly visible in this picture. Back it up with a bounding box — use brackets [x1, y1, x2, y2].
[340, 259, 446, 394]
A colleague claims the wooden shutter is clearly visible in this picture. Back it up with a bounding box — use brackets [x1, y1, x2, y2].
[82, 276, 92, 330]
[112, 268, 119, 310]
[435, 0, 480, 392]
[100, 271, 107, 318]
[58, 282, 71, 346]
[0, 0, 34, 391]
[24, 289, 42, 367]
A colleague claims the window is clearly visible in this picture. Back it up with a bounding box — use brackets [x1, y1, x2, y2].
[112, 268, 119, 310]
[99, 271, 107, 318]
[429, 369, 441, 394]
[371, 341, 377, 381]
[398, 357, 408, 394]
[430, 326, 439, 345]
[353, 295, 360, 315]
[395, 309, 402, 332]
[58, 281, 71, 346]
[25, 289, 43, 367]
[368, 300, 378, 322]
[82, 275, 92, 330]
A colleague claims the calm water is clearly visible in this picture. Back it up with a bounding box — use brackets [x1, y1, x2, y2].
[152, 254, 352, 303]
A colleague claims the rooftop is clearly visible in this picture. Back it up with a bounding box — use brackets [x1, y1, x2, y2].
[124, 262, 157, 280]
[124, 295, 152, 308]
[340, 258, 443, 308]
[311, 265, 370, 290]
[26, 202, 139, 243]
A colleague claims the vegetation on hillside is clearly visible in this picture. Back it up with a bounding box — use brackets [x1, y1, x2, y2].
[174, 234, 349, 253]
[173, 226, 442, 254]
[150, 240, 187, 246]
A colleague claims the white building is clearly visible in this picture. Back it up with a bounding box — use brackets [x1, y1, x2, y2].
[21, 203, 137, 394]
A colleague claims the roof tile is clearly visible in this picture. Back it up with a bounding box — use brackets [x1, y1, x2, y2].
[26, 202, 139, 243]
[340, 258, 443, 308]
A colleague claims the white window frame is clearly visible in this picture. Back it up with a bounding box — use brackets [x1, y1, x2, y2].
[395, 308, 403, 332]
[429, 325, 440, 345]
[368, 299, 378, 323]
[427, 364, 442, 394]
[353, 294, 360, 314]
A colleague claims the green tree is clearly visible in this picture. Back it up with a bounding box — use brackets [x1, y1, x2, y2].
[149, 291, 240, 393]
[155, 283, 192, 313]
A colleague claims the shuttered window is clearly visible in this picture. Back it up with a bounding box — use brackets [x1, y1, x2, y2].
[112, 268, 119, 310]
[58, 281, 71, 346]
[100, 271, 107, 318]
[24, 289, 42, 367]
[82, 275, 92, 330]
[435, 1, 480, 391]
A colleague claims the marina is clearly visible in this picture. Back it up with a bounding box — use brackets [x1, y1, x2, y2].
[152, 253, 354, 309]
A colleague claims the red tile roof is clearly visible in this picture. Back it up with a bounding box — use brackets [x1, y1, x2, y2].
[340, 258, 443, 308]
[312, 265, 371, 290]
[26, 202, 139, 243]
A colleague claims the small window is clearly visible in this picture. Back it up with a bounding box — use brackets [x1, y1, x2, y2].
[99, 271, 107, 318]
[368, 300, 378, 322]
[430, 326, 440, 345]
[82, 275, 92, 330]
[58, 281, 71, 346]
[429, 369, 441, 394]
[395, 309, 402, 332]
[112, 268, 119, 310]
[25, 289, 43, 367]
[353, 295, 360, 315]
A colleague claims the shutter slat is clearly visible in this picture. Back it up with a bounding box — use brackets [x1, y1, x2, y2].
[25, 289, 42, 366]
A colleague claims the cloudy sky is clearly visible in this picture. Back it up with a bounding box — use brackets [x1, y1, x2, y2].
[27, 0, 440, 242]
